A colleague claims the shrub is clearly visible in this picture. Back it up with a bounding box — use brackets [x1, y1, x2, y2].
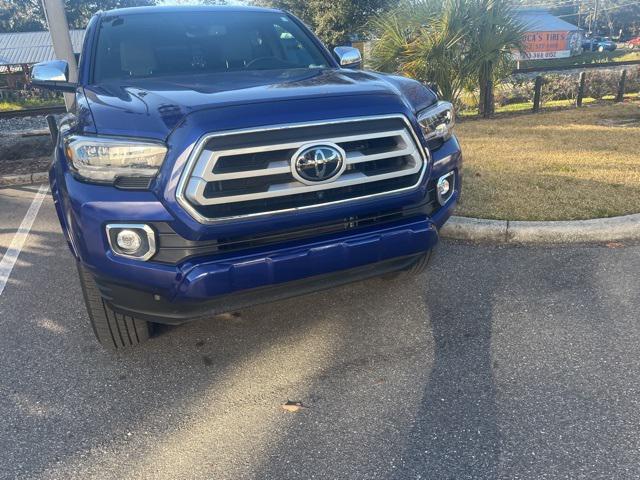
[624, 68, 640, 94]
[495, 77, 534, 106]
[494, 67, 640, 108]
[494, 74, 581, 107]
[540, 73, 579, 103]
[585, 70, 621, 99]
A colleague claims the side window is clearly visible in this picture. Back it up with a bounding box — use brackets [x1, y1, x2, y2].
[272, 23, 316, 67]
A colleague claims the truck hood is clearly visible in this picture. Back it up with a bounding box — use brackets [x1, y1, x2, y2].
[82, 68, 437, 140]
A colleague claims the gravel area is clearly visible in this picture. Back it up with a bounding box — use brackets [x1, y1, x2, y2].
[0, 156, 51, 176]
[0, 114, 51, 133]
[0, 133, 53, 176]
[0, 114, 55, 176]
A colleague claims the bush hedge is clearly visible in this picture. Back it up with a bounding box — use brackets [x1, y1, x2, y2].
[490, 67, 640, 108]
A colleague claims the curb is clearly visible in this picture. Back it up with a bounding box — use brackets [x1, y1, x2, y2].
[0, 171, 48, 186]
[441, 215, 640, 244]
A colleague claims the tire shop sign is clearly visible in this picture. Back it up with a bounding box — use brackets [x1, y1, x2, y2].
[514, 31, 581, 60]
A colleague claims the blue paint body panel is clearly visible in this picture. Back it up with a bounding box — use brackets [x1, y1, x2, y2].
[49, 5, 462, 323]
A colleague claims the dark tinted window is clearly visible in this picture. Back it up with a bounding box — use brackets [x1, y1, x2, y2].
[93, 11, 329, 82]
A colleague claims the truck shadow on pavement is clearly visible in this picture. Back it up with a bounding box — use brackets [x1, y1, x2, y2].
[390, 251, 500, 479]
[253, 245, 501, 479]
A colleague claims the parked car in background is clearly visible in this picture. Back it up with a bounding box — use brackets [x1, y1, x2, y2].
[583, 36, 617, 52]
[626, 37, 640, 49]
[30, 6, 461, 349]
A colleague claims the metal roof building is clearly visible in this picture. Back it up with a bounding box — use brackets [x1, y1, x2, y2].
[516, 9, 581, 33]
[0, 29, 85, 66]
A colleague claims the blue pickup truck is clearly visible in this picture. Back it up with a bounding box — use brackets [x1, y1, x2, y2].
[32, 5, 461, 349]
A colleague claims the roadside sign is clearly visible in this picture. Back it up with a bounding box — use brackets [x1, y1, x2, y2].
[514, 30, 582, 60]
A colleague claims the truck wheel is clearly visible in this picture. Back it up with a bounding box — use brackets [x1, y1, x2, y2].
[406, 250, 433, 276]
[77, 263, 151, 349]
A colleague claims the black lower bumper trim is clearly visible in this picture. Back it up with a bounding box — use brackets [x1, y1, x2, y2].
[151, 199, 437, 265]
[95, 253, 424, 325]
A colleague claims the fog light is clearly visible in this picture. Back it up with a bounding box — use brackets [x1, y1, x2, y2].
[116, 229, 142, 253]
[436, 171, 455, 205]
[438, 178, 450, 197]
[106, 224, 156, 261]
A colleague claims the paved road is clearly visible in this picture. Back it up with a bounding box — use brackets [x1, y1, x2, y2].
[1, 184, 639, 480]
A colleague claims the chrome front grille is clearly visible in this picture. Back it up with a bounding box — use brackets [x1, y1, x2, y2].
[177, 115, 427, 223]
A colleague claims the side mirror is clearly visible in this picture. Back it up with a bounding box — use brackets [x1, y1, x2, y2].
[31, 60, 76, 92]
[333, 46, 362, 69]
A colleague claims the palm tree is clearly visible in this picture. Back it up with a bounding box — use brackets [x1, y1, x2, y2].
[369, 0, 475, 106]
[467, 0, 526, 116]
[369, 0, 526, 116]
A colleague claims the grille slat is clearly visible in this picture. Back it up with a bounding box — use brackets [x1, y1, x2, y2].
[345, 141, 412, 164]
[178, 116, 427, 222]
[204, 160, 290, 181]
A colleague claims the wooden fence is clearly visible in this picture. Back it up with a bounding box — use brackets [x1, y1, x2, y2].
[529, 67, 634, 113]
[512, 59, 640, 75]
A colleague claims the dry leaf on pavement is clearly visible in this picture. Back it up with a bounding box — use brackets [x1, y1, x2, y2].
[281, 401, 305, 412]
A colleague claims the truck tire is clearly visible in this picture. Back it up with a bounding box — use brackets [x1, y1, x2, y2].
[406, 250, 433, 276]
[77, 263, 151, 349]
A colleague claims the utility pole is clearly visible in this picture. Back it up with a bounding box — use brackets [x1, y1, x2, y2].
[41, 0, 78, 110]
[593, 0, 599, 35]
[578, 0, 582, 29]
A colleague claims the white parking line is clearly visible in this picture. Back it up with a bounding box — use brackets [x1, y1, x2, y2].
[0, 184, 49, 297]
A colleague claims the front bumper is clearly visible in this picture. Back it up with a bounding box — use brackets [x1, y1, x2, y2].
[96, 252, 429, 324]
[50, 131, 461, 324]
[80, 214, 441, 324]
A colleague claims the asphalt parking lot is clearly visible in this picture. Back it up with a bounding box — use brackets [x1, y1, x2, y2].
[1, 183, 640, 480]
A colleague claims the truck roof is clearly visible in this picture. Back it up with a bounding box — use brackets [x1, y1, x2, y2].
[101, 5, 283, 17]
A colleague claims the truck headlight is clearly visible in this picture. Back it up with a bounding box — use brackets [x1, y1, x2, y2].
[416, 101, 455, 143]
[64, 136, 167, 183]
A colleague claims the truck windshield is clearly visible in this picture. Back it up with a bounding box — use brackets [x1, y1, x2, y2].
[93, 11, 330, 82]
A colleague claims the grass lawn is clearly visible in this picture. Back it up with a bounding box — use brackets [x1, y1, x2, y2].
[459, 97, 599, 117]
[455, 100, 640, 221]
[0, 97, 64, 111]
